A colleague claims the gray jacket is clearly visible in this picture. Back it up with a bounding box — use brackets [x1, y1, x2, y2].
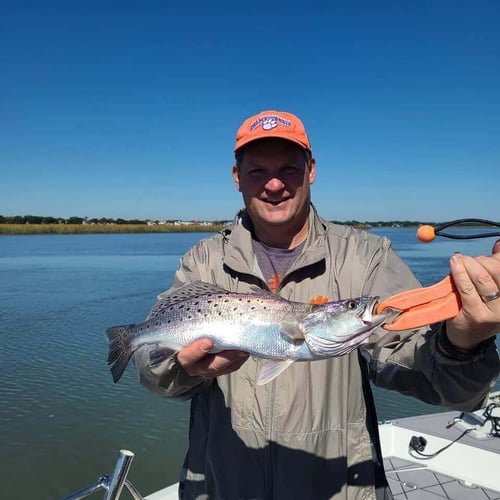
[134, 206, 499, 500]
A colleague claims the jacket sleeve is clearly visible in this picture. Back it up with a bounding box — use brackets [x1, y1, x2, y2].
[132, 245, 213, 401]
[361, 242, 499, 412]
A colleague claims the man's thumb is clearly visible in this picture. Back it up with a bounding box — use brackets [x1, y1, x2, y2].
[493, 239, 500, 254]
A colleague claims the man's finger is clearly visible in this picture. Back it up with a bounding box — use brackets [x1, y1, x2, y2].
[452, 253, 500, 307]
[476, 255, 500, 290]
[202, 352, 249, 378]
[177, 338, 214, 367]
[201, 350, 249, 375]
[493, 239, 500, 255]
[449, 254, 479, 307]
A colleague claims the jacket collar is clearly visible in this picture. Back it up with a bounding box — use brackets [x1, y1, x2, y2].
[222, 204, 328, 278]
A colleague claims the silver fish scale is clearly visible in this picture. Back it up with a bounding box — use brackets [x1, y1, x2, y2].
[149, 291, 311, 324]
[132, 292, 313, 359]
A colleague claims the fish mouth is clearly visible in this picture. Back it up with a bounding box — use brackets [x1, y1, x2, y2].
[359, 297, 398, 334]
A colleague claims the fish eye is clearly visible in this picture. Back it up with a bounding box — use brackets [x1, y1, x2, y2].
[346, 300, 358, 310]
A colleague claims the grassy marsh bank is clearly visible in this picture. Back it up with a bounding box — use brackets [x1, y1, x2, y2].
[0, 223, 225, 235]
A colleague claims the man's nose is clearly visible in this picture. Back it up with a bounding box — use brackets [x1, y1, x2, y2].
[264, 176, 285, 191]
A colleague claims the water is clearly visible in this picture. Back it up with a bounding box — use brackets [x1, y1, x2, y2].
[0, 229, 498, 499]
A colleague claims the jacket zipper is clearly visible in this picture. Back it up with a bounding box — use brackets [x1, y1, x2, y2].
[264, 372, 276, 499]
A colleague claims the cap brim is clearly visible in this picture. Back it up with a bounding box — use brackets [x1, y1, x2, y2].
[235, 133, 310, 153]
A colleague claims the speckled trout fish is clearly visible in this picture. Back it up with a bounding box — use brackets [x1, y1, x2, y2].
[106, 281, 394, 385]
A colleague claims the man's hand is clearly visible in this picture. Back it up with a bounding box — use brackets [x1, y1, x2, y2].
[445, 239, 500, 350]
[177, 338, 249, 378]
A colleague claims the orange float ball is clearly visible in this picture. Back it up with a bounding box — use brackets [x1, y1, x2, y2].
[417, 225, 436, 243]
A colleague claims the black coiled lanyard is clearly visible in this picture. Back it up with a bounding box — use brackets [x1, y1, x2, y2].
[417, 218, 500, 242]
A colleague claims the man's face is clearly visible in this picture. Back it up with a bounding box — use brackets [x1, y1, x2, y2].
[232, 140, 316, 232]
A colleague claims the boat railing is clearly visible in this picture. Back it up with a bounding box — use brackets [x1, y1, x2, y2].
[60, 449, 144, 500]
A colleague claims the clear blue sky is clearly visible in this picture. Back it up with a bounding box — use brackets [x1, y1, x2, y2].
[2, 1, 499, 222]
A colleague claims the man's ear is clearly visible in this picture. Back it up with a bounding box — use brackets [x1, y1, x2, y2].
[308, 158, 316, 185]
[232, 165, 242, 192]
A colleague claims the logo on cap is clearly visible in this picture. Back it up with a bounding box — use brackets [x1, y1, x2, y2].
[249, 115, 292, 133]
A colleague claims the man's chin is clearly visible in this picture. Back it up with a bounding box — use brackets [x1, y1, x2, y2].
[248, 203, 295, 226]
[259, 213, 292, 226]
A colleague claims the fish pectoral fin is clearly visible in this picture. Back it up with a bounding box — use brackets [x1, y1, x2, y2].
[149, 347, 177, 367]
[280, 323, 305, 342]
[256, 359, 295, 386]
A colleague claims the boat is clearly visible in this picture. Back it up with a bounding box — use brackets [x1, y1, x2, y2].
[61, 391, 500, 499]
[379, 390, 500, 498]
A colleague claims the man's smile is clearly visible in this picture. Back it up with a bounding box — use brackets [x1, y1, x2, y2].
[262, 198, 290, 206]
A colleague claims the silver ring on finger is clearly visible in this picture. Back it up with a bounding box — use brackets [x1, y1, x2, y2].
[480, 290, 500, 303]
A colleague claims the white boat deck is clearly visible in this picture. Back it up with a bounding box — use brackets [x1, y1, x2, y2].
[146, 393, 500, 500]
[379, 393, 500, 499]
[384, 455, 499, 499]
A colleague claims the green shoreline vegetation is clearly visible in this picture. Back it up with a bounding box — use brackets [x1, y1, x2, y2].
[0, 223, 227, 235]
[1, 215, 496, 235]
[0, 215, 225, 234]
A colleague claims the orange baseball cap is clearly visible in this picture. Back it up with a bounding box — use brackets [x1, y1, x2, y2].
[234, 110, 312, 153]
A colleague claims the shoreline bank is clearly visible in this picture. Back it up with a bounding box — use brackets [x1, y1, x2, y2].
[2, 223, 495, 236]
[0, 223, 226, 235]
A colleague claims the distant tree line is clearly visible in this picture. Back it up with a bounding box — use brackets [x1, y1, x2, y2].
[0, 214, 441, 227]
[0, 215, 168, 225]
[330, 220, 438, 228]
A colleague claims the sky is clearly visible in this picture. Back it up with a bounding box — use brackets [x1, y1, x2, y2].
[1, 1, 499, 222]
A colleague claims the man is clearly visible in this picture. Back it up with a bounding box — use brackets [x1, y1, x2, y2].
[134, 110, 500, 499]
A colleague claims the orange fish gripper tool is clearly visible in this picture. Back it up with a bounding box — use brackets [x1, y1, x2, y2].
[377, 275, 461, 331]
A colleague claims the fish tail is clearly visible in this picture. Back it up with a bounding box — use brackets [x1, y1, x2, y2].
[106, 324, 134, 383]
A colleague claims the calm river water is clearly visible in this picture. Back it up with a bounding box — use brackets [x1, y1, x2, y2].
[1, 229, 498, 499]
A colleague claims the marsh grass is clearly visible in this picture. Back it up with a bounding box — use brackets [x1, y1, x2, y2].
[0, 224, 225, 235]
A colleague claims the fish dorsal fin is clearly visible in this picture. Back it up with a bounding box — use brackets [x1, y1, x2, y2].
[163, 281, 230, 300]
[256, 359, 295, 385]
[148, 281, 231, 318]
